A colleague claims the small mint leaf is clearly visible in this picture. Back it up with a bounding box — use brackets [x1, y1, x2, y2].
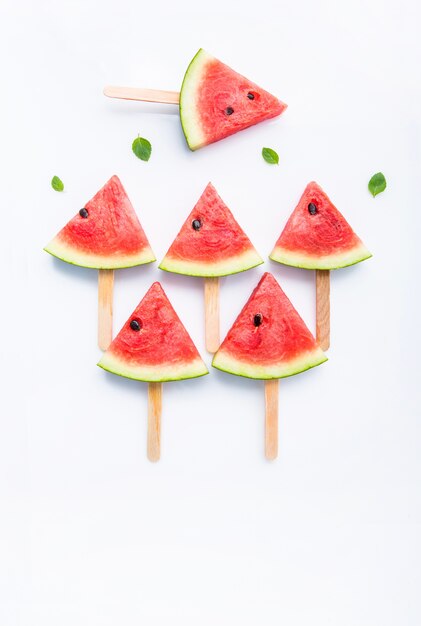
[132, 136, 152, 162]
[368, 172, 386, 197]
[51, 176, 64, 192]
[262, 147, 279, 165]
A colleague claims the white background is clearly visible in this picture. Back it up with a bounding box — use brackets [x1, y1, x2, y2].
[1, 0, 420, 624]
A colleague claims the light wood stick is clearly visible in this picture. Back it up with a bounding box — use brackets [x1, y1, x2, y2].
[147, 382, 162, 462]
[103, 86, 180, 105]
[265, 379, 279, 460]
[316, 269, 330, 351]
[204, 277, 220, 353]
[98, 269, 114, 351]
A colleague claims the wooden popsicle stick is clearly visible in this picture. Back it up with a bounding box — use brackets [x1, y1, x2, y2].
[265, 379, 279, 460]
[98, 269, 114, 351]
[103, 86, 180, 105]
[204, 277, 220, 354]
[316, 269, 330, 351]
[147, 382, 162, 462]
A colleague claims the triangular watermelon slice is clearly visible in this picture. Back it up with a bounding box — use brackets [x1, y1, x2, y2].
[98, 282, 208, 382]
[270, 181, 372, 270]
[159, 182, 263, 277]
[212, 272, 327, 379]
[180, 49, 287, 150]
[44, 175, 156, 269]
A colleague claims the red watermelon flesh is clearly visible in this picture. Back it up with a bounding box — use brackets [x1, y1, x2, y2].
[212, 272, 327, 379]
[44, 175, 156, 269]
[180, 49, 287, 150]
[270, 182, 372, 270]
[98, 282, 208, 382]
[159, 183, 263, 277]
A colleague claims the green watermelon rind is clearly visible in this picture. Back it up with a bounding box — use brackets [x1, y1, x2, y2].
[269, 242, 372, 271]
[98, 352, 209, 383]
[44, 237, 156, 270]
[179, 48, 212, 151]
[159, 248, 264, 278]
[212, 346, 328, 380]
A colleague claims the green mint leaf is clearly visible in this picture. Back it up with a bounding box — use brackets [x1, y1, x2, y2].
[262, 147, 279, 165]
[368, 172, 386, 197]
[51, 175, 64, 192]
[132, 136, 152, 162]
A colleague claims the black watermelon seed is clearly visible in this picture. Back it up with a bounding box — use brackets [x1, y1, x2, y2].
[79, 208, 89, 218]
[253, 313, 263, 327]
[308, 202, 317, 215]
[247, 92, 255, 100]
[192, 219, 202, 230]
[130, 319, 142, 331]
[225, 107, 234, 115]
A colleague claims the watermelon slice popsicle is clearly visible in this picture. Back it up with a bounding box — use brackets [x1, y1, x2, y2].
[269, 182, 372, 350]
[212, 272, 328, 460]
[159, 182, 264, 353]
[97, 282, 208, 461]
[44, 176, 156, 350]
[104, 49, 287, 150]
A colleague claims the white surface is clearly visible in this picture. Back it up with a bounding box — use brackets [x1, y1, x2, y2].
[1, 0, 421, 624]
